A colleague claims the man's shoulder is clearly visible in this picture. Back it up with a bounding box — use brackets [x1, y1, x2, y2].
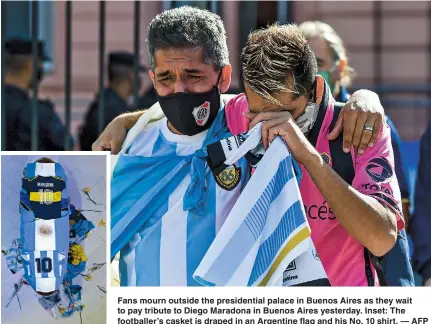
[224, 93, 250, 135]
[127, 118, 164, 154]
[133, 117, 163, 138]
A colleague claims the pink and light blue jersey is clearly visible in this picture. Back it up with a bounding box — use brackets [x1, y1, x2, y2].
[224, 82, 404, 286]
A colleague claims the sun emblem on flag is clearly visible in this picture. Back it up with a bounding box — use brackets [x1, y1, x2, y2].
[192, 101, 210, 126]
[38, 224, 53, 237]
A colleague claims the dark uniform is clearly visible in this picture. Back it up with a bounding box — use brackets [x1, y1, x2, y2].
[137, 86, 158, 110]
[4, 38, 73, 151]
[411, 122, 431, 285]
[79, 52, 147, 150]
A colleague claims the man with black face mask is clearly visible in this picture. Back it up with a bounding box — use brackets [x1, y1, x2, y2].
[4, 38, 73, 151]
[110, 6, 252, 286]
[79, 51, 147, 150]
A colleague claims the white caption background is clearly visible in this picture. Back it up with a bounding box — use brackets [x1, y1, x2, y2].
[108, 287, 431, 324]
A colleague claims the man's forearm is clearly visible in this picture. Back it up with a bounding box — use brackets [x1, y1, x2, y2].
[302, 153, 397, 257]
[121, 111, 145, 130]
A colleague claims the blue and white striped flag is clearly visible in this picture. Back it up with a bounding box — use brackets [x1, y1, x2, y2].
[20, 160, 70, 293]
[194, 124, 329, 286]
[111, 107, 253, 286]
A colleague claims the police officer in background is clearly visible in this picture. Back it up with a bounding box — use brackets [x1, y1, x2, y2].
[137, 85, 157, 111]
[4, 38, 73, 151]
[79, 51, 147, 150]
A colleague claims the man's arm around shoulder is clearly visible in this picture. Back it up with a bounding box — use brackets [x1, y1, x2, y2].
[303, 122, 402, 257]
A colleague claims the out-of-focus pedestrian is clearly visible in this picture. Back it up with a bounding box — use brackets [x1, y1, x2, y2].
[79, 51, 147, 150]
[299, 21, 414, 286]
[4, 37, 73, 150]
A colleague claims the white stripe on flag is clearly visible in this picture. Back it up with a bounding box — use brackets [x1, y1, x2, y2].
[34, 250, 42, 278]
[36, 277, 56, 293]
[127, 122, 160, 156]
[225, 237, 261, 286]
[59, 252, 66, 278]
[159, 175, 190, 286]
[196, 139, 289, 278]
[262, 177, 301, 242]
[35, 163, 56, 177]
[215, 183, 241, 234]
[46, 250, 55, 278]
[194, 135, 314, 286]
[35, 219, 57, 251]
[123, 233, 142, 286]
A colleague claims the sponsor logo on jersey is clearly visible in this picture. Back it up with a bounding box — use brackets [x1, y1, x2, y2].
[286, 260, 296, 271]
[192, 101, 210, 126]
[236, 134, 246, 146]
[320, 152, 331, 165]
[365, 157, 393, 183]
[37, 182, 54, 188]
[304, 201, 336, 220]
[283, 275, 298, 282]
[215, 164, 241, 191]
[361, 183, 394, 196]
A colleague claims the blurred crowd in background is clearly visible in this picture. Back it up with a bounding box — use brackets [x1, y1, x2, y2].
[1, 1, 430, 286]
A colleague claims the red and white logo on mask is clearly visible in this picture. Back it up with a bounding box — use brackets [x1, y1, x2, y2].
[192, 101, 210, 126]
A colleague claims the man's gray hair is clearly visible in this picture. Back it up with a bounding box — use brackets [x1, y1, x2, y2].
[147, 6, 229, 70]
[298, 21, 355, 87]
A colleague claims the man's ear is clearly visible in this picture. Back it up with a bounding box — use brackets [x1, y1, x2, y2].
[219, 64, 232, 94]
[149, 70, 156, 88]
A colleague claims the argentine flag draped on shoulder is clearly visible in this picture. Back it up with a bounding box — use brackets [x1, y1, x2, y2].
[111, 98, 329, 286]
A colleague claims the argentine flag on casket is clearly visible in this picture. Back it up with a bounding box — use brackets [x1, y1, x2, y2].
[20, 159, 70, 293]
[111, 103, 329, 286]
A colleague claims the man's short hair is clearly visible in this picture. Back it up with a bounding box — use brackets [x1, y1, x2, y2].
[241, 23, 318, 106]
[298, 20, 354, 88]
[4, 53, 31, 75]
[147, 6, 229, 70]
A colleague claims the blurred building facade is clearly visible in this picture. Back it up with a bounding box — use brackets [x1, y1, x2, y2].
[3, 0, 431, 141]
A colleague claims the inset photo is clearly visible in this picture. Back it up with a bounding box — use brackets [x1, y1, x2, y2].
[1, 154, 108, 324]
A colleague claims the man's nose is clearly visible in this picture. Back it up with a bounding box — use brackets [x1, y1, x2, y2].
[174, 80, 186, 93]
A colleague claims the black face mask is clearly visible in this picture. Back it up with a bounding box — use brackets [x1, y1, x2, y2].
[156, 70, 222, 136]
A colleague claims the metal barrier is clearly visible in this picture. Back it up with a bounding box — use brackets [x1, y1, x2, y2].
[1, 1, 430, 151]
[1, 1, 5, 151]
[31, 0, 39, 151]
[133, 1, 140, 108]
[97, 1, 105, 136]
[1, 1, 187, 151]
[65, 0, 72, 150]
